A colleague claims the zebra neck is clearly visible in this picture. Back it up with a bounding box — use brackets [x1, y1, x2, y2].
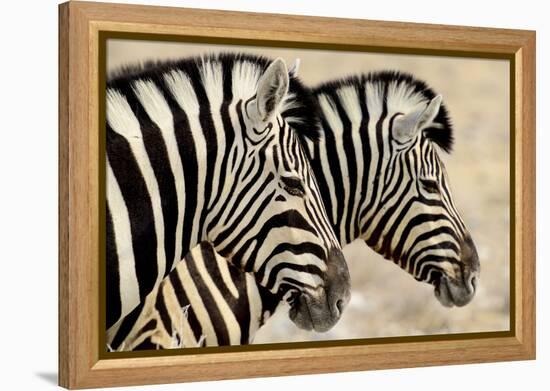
[306, 127, 393, 248]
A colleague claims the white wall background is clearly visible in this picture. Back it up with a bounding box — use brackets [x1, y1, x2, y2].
[0, 0, 546, 389]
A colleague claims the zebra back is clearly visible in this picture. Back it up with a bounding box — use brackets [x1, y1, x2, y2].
[108, 242, 280, 351]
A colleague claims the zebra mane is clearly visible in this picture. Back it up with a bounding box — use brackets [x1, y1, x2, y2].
[107, 52, 320, 142]
[312, 71, 454, 153]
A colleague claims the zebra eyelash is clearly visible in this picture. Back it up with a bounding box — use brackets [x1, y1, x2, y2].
[419, 178, 440, 194]
[281, 176, 306, 197]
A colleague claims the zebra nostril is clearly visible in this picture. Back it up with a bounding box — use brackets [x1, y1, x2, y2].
[470, 275, 478, 292]
[335, 299, 345, 316]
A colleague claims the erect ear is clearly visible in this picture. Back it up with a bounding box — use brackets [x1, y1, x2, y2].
[393, 95, 443, 143]
[255, 58, 289, 122]
[289, 58, 301, 77]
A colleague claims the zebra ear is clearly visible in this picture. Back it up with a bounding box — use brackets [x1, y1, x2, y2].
[393, 95, 443, 142]
[289, 58, 301, 77]
[255, 58, 289, 122]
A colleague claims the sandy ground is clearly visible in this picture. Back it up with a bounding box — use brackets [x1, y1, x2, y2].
[108, 40, 510, 343]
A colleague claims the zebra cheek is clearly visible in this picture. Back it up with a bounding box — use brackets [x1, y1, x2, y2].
[275, 194, 287, 202]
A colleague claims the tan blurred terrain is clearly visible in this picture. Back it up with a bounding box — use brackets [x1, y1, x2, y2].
[108, 40, 510, 342]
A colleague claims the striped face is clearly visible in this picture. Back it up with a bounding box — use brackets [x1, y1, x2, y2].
[359, 87, 479, 307]
[106, 55, 349, 333]
[208, 59, 350, 332]
[310, 74, 479, 308]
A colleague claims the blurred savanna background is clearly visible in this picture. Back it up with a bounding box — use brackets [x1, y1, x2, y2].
[107, 39, 510, 343]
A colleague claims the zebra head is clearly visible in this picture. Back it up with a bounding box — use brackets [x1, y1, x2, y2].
[360, 73, 479, 307]
[206, 56, 350, 332]
[311, 72, 479, 308]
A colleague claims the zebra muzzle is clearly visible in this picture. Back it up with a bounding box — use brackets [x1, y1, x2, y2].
[434, 272, 478, 307]
[288, 247, 351, 332]
[434, 234, 480, 307]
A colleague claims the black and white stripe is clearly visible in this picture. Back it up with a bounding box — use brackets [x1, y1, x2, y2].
[106, 54, 350, 339]
[109, 70, 483, 352]
[305, 71, 480, 307]
[108, 242, 280, 350]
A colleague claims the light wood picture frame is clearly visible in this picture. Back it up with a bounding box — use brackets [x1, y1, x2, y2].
[58, 1, 536, 388]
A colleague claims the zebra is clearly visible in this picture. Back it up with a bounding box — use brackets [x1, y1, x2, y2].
[106, 53, 351, 342]
[108, 241, 281, 350]
[302, 70, 480, 307]
[109, 69, 481, 352]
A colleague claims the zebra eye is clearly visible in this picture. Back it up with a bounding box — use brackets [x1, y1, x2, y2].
[281, 176, 305, 197]
[420, 178, 439, 194]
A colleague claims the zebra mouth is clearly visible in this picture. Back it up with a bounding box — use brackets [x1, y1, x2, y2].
[287, 290, 341, 332]
[288, 293, 314, 331]
[434, 275, 477, 307]
[434, 277, 455, 307]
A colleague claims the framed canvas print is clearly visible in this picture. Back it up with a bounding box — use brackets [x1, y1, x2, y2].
[58, 1, 536, 389]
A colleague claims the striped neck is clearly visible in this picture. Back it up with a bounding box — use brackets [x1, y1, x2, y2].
[308, 72, 457, 254]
